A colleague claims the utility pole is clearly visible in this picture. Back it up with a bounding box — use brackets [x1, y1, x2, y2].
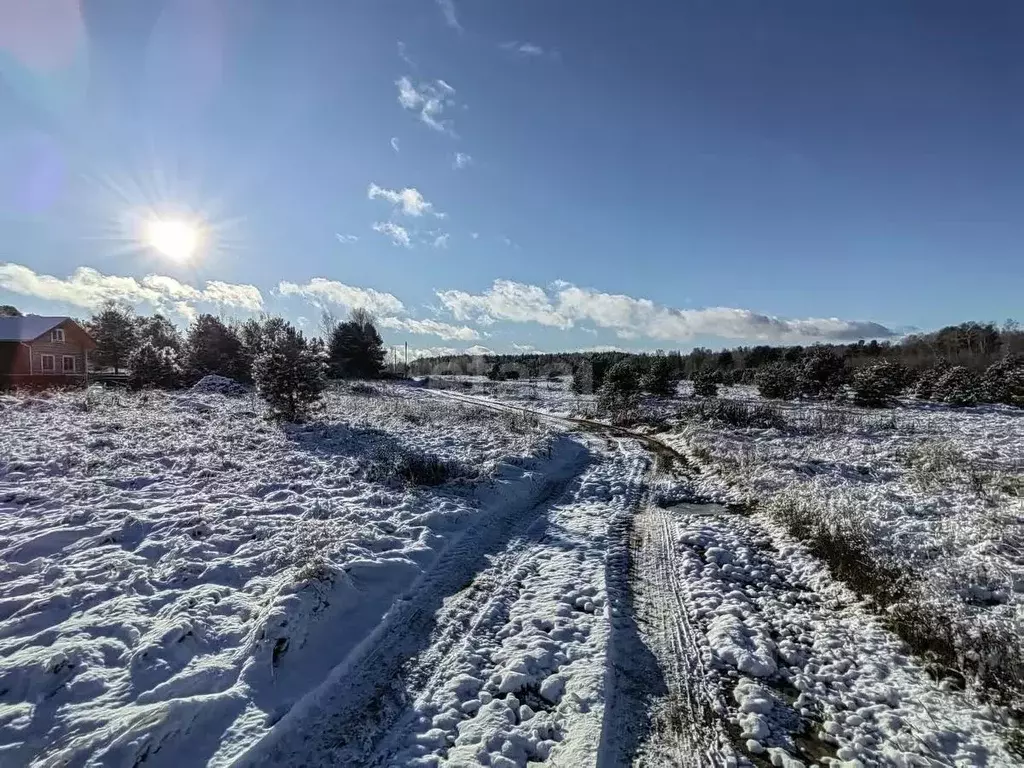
[404, 342, 408, 376]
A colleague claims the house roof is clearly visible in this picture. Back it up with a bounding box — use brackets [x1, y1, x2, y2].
[0, 316, 70, 342]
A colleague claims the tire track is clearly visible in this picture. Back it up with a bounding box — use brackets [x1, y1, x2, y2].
[630, 505, 727, 766]
[230, 439, 588, 767]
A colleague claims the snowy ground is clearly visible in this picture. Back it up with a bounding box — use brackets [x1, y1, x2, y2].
[0, 383, 559, 766]
[660, 386, 1024, 719]
[1, 379, 1021, 767]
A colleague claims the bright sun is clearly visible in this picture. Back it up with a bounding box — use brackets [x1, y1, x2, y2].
[144, 219, 201, 261]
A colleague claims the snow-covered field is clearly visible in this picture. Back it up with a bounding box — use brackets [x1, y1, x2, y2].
[2, 377, 1022, 767]
[660, 387, 1024, 714]
[0, 383, 561, 766]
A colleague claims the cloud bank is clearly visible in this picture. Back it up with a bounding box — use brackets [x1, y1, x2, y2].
[0, 263, 264, 320]
[437, 279, 894, 342]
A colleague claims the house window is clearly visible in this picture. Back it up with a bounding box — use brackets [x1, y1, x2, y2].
[51, 328, 65, 343]
[63, 356, 77, 373]
[41, 354, 55, 372]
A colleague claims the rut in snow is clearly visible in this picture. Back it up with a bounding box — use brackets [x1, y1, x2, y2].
[627, 505, 730, 766]
[234, 437, 650, 767]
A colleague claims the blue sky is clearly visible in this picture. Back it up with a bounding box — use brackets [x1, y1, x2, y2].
[1, 0, 1022, 357]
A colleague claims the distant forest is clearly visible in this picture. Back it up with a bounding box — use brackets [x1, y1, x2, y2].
[410, 321, 1024, 381]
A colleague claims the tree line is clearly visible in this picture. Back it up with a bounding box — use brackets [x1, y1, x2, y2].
[412, 319, 1024, 410]
[2, 303, 390, 420]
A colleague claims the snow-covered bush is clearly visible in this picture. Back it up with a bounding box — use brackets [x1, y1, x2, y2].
[597, 359, 641, 417]
[691, 373, 719, 398]
[983, 356, 1024, 408]
[851, 361, 907, 407]
[755, 363, 799, 400]
[253, 323, 327, 421]
[641, 356, 678, 397]
[128, 341, 182, 390]
[798, 346, 848, 400]
[933, 366, 986, 406]
[681, 398, 786, 430]
[913, 366, 944, 400]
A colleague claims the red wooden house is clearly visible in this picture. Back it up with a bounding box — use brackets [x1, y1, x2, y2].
[0, 316, 97, 388]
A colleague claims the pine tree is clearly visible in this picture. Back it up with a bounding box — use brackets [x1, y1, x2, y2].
[933, 366, 985, 406]
[756, 363, 800, 400]
[851, 361, 907, 407]
[571, 361, 593, 395]
[692, 372, 718, 398]
[253, 323, 327, 420]
[642, 356, 678, 397]
[128, 341, 182, 390]
[328, 310, 386, 379]
[983, 356, 1024, 407]
[185, 314, 246, 382]
[798, 346, 848, 399]
[88, 302, 139, 374]
[135, 314, 183, 352]
[598, 359, 641, 416]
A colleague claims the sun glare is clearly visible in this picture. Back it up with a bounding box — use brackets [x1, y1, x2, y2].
[144, 218, 201, 261]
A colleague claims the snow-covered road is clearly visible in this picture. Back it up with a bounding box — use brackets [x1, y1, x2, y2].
[236, 435, 648, 767]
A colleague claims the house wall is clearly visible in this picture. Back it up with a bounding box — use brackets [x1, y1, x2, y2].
[0, 342, 30, 376]
[27, 336, 89, 376]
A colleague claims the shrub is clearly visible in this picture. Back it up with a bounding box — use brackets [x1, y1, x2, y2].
[691, 373, 718, 398]
[933, 366, 985, 406]
[983, 356, 1024, 407]
[798, 346, 848, 399]
[642, 356, 678, 397]
[755, 363, 799, 400]
[253, 322, 327, 420]
[851, 361, 907, 407]
[128, 341, 182, 390]
[366, 445, 473, 486]
[681, 398, 786, 430]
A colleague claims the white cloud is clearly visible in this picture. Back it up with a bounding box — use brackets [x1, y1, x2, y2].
[435, 0, 461, 30]
[396, 76, 458, 135]
[453, 152, 473, 169]
[372, 221, 412, 248]
[336, 233, 359, 244]
[378, 316, 480, 341]
[437, 279, 572, 329]
[278, 278, 405, 316]
[202, 281, 264, 312]
[470, 232, 479, 240]
[433, 233, 450, 249]
[465, 345, 493, 356]
[511, 342, 537, 352]
[436, 279, 896, 342]
[502, 41, 545, 56]
[0, 263, 264, 319]
[390, 137, 400, 152]
[368, 183, 437, 217]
